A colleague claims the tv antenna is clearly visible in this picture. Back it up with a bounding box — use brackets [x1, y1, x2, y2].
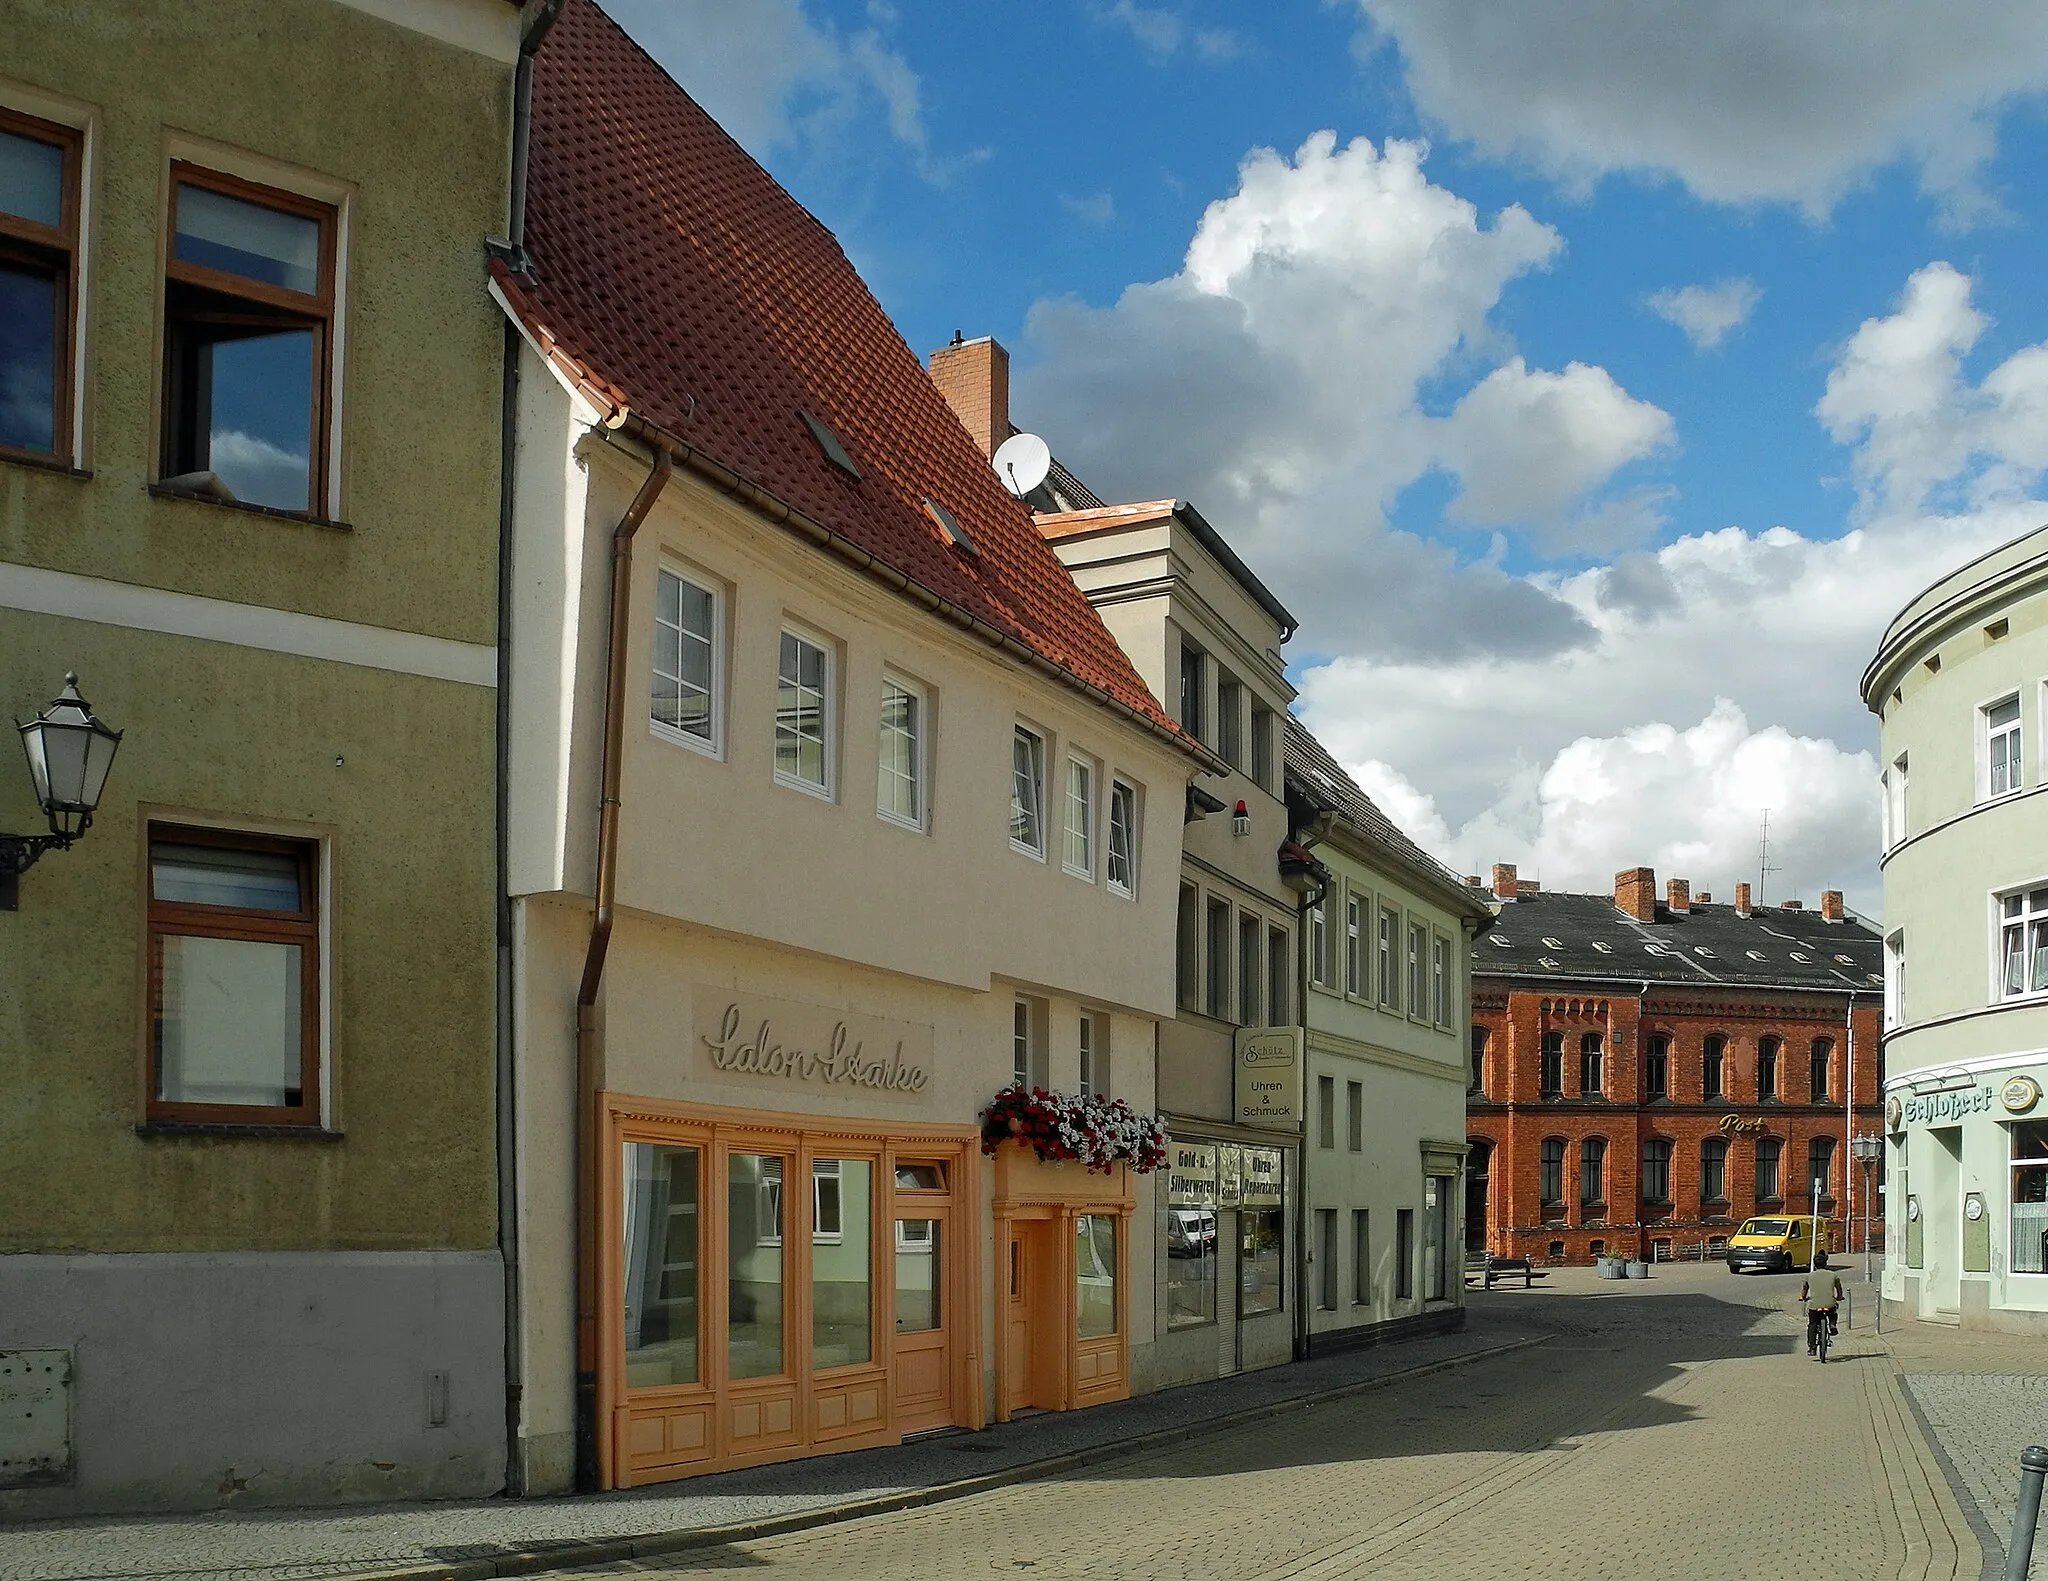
[1757, 808, 1780, 905]
[992, 432, 1052, 502]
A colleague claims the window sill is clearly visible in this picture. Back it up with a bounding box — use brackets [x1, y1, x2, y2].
[147, 482, 352, 531]
[0, 449, 90, 480]
[137, 1120, 342, 1140]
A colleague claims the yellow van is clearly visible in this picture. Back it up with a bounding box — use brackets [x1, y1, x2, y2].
[1726, 1216, 1830, 1273]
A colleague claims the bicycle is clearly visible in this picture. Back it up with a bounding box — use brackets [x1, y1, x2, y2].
[1810, 1307, 1833, 1362]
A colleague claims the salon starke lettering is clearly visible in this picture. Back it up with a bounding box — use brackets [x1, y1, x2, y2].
[701, 1003, 928, 1092]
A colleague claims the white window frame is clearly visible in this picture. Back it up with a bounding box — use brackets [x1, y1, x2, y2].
[812, 1158, 843, 1244]
[1345, 891, 1364, 998]
[773, 623, 835, 799]
[1309, 896, 1332, 989]
[1012, 995, 1044, 1088]
[876, 671, 926, 832]
[1407, 920, 1427, 1021]
[1378, 906, 1399, 1011]
[1885, 929, 1906, 1028]
[1078, 1012, 1100, 1098]
[650, 563, 724, 758]
[1010, 724, 1047, 859]
[1981, 692, 2024, 802]
[1997, 884, 2048, 1003]
[1432, 933, 1450, 1027]
[1106, 778, 1139, 899]
[1063, 754, 1095, 879]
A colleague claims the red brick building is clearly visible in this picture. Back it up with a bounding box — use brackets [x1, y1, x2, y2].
[1466, 865, 1884, 1265]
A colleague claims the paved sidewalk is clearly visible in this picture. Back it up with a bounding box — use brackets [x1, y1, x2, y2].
[0, 1317, 1540, 1581]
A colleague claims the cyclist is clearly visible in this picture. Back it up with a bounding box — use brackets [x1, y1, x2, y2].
[1801, 1269, 1844, 1357]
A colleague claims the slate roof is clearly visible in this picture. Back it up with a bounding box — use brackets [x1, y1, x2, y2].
[1469, 887, 1884, 994]
[493, 0, 1191, 752]
[1284, 719, 1486, 918]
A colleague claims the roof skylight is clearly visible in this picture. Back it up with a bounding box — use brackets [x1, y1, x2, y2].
[1591, 941, 1612, 953]
[1694, 947, 1716, 958]
[1835, 954, 1856, 965]
[923, 497, 979, 556]
[800, 411, 862, 478]
[1542, 936, 1563, 948]
[1746, 949, 1767, 961]
[1539, 956, 1561, 969]
[1791, 951, 1811, 963]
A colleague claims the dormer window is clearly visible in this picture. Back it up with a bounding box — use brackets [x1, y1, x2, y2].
[922, 496, 977, 555]
[800, 411, 861, 478]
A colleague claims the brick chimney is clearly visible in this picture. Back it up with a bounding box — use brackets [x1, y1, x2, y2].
[1463, 875, 1482, 888]
[1779, 899, 1803, 911]
[1492, 863, 1518, 901]
[1517, 879, 1542, 895]
[1666, 878, 1691, 913]
[1821, 889, 1845, 922]
[929, 335, 1010, 458]
[1735, 882, 1752, 916]
[1696, 891, 1713, 904]
[1614, 867, 1657, 922]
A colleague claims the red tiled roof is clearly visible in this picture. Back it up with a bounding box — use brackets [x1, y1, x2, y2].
[494, 0, 1191, 752]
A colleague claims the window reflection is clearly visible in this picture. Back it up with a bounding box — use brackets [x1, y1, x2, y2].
[1076, 1214, 1117, 1338]
[728, 1153, 785, 1379]
[623, 1143, 700, 1388]
[1239, 1207, 1285, 1316]
[895, 1218, 941, 1331]
[813, 1158, 871, 1369]
[0, 262, 57, 454]
[1165, 1207, 1216, 1329]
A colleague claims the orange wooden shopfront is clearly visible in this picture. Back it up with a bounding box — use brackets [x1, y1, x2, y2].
[599, 1095, 984, 1487]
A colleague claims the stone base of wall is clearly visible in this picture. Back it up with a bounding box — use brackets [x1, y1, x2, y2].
[0, 1249, 505, 1518]
[1311, 1303, 1465, 1355]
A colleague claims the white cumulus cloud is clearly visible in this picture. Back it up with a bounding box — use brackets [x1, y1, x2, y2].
[1648, 278, 1763, 350]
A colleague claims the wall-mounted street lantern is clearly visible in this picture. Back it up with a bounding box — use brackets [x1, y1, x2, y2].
[3, 673, 123, 911]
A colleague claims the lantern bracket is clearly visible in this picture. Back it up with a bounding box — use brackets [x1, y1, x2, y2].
[0, 830, 74, 911]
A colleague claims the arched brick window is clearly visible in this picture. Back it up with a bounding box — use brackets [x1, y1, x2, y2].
[1579, 1137, 1606, 1206]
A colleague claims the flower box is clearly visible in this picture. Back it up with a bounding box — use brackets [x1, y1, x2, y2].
[980, 1085, 1167, 1175]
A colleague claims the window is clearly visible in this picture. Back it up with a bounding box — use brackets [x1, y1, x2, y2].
[1010, 725, 1045, 855]
[1217, 678, 1243, 768]
[1251, 706, 1276, 793]
[1642, 1139, 1672, 1204]
[1316, 1208, 1338, 1310]
[1063, 756, 1094, 877]
[1234, 909, 1259, 1024]
[1539, 1032, 1564, 1098]
[1808, 1038, 1832, 1101]
[1208, 899, 1235, 1020]
[1178, 643, 1204, 740]
[1703, 1034, 1726, 1101]
[1579, 1138, 1606, 1206]
[1887, 753, 1909, 847]
[1579, 1033, 1603, 1097]
[1756, 1137, 1783, 1201]
[652, 568, 722, 755]
[2001, 887, 2048, 1000]
[1268, 925, 1290, 1027]
[1106, 779, 1138, 898]
[2009, 1123, 2048, 1275]
[1806, 1136, 1835, 1203]
[1377, 907, 1399, 1010]
[1757, 1037, 1779, 1100]
[1177, 884, 1198, 1009]
[161, 165, 337, 514]
[1425, 1176, 1451, 1300]
[623, 1142, 701, 1388]
[1347, 1080, 1363, 1151]
[1395, 1208, 1414, 1299]
[0, 109, 80, 464]
[1165, 1203, 1216, 1329]
[814, 1160, 877, 1369]
[1317, 1074, 1335, 1149]
[1352, 1210, 1371, 1304]
[774, 628, 833, 796]
[1406, 922, 1426, 1015]
[1078, 1013, 1102, 1098]
[1987, 695, 2023, 798]
[1469, 1027, 1488, 1094]
[148, 827, 320, 1125]
[1432, 936, 1450, 1026]
[729, 1153, 786, 1378]
[1076, 1214, 1118, 1338]
[1645, 1035, 1669, 1100]
[1011, 998, 1032, 1088]
[1345, 893, 1363, 996]
[876, 675, 923, 828]
[1886, 930, 1906, 1027]
[1308, 897, 1330, 988]
[1700, 1137, 1728, 1202]
[1538, 1138, 1565, 1206]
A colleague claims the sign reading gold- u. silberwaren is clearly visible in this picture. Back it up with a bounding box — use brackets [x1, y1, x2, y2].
[1234, 1025, 1303, 1130]
[693, 991, 933, 1097]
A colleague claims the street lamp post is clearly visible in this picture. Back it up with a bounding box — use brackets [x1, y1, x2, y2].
[2, 673, 123, 910]
[1852, 1130, 1884, 1286]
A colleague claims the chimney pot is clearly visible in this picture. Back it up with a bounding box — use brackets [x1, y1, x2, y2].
[1735, 882, 1752, 916]
[1614, 866, 1657, 922]
[1517, 879, 1541, 895]
[1779, 899, 1803, 910]
[1463, 875, 1482, 888]
[1821, 889, 1845, 922]
[1492, 862, 1518, 902]
[928, 335, 1011, 459]
[1666, 878, 1691, 913]
[1696, 891, 1713, 903]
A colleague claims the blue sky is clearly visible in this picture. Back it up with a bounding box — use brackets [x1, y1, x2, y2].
[606, 0, 2048, 912]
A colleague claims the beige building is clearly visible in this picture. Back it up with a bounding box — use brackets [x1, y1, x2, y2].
[1287, 720, 1490, 1346]
[496, 2, 1211, 1493]
[0, 0, 517, 1514]
[1864, 523, 2048, 1333]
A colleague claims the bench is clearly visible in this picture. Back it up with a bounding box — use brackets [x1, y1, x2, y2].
[1483, 1255, 1537, 1289]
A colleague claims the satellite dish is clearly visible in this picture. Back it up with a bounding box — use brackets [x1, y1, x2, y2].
[992, 432, 1052, 500]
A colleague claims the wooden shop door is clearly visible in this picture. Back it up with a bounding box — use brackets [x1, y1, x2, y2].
[1003, 1218, 1058, 1415]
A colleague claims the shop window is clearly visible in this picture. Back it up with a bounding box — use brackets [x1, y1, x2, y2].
[1539, 1032, 1564, 1098]
[1010, 724, 1045, 856]
[1236, 910, 1261, 1024]
[1644, 1035, 1669, 1100]
[161, 165, 336, 513]
[1316, 1208, 1338, 1310]
[1063, 756, 1094, 878]
[622, 1142, 700, 1387]
[1704, 1034, 1727, 1100]
[895, 1216, 941, 1331]
[1377, 906, 1398, 1010]
[1106, 779, 1138, 898]
[2000, 887, 2048, 1001]
[1346, 1081, 1363, 1152]
[652, 567, 724, 756]
[2010, 1123, 2048, 1275]
[1352, 1210, 1371, 1304]
[1076, 1214, 1117, 1338]
[1641, 1138, 1672, 1204]
[1345, 892, 1364, 996]
[1424, 1176, 1451, 1300]
[1240, 1151, 1286, 1317]
[1268, 924, 1290, 1027]
[876, 674, 924, 829]
[1809, 1038, 1832, 1100]
[1701, 1137, 1728, 1203]
[727, 1153, 787, 1379]
[1539, 1138, 1565, 1208]
[147, 825, 320, 1125]
[775, 628, 834, 797]
[812, 1158, 871, 1370]
[1580, 1033, 1603, 1096]
[1165, 1204, 1217, 1329]
[1756, 1136, 1783, 1201]
[1317, 1075, 1335, 1150]
[1757, 1037, 1780, 1100]
[1395, 1208, 1414, 1299]
[0, 108, 81, 465]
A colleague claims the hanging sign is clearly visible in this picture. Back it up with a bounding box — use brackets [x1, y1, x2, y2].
[1234, 1025, 1304, 1130]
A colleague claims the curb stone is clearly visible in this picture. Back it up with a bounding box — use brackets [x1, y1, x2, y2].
[322, 1334, 1549, 1581]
